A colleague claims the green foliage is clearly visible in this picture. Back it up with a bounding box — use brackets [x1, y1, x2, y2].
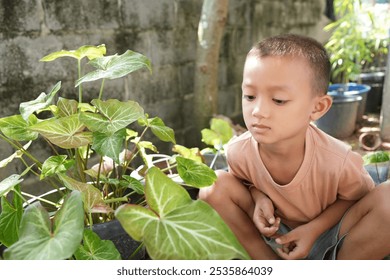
[3, 191, 84, 260]
[116, 167, 249, 260]
[0, 44, 238, 260]
[363, 151, 390, 165]
[324, 0, 389, 83]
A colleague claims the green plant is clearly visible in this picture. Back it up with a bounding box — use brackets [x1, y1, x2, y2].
[324, 0, 389, 83]
[0, 45, 249, 260]
[363, 151, 390, 165]
[200, 117, 234, 169]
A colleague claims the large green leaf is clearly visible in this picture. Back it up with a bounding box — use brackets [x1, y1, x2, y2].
[19, 82, 61, 121]
[74, 229, 121, 260]
[29, 114, 92, 149]
[0, 186, 23, 247]
[40, 44, 106, 61]
[0, 114, 38, 141]
[91, 129, 127, 163]
[115, 167, 249, 260]
[75, 50, 151, 86]
[3, 191, 84, 260]
[176, 156, 217, 188]
[80, 99, 144, 134]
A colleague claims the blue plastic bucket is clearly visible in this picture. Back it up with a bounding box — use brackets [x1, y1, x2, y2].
[328, 83, 371, 122]
[315, 93, 362, 139]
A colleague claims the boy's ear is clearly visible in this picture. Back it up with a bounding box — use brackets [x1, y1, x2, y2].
[310, 95, 332, 121]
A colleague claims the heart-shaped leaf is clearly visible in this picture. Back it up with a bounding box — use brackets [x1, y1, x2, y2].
[40, 155, 75, 180]
[40, 44, 106, 62]
[57, 97, 79, 117]
[75, 50, 151, 86]
[74, 229, 121, 260]
[19, 82, 61, 121]
[173, 145, 203, 163]
[3, 190, 84, 260]
[115, 167, 249, 260]
[201, 118, 233, 149]
[58, 174, 113, 214]
[176, 156, 217, 188]
[92, 129, 127, 163]
[80, 99, 144, 134]
[0, 185, 23, 247]
[29, 114, 92, 149]
[0, 114, 38, 141]
[148, 117, 176, 144]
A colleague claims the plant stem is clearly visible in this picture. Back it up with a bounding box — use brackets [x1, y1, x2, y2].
[98, 78, 105, 100]
[78, 59, 83, 104]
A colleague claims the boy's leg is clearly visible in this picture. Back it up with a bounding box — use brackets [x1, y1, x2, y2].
[337, 182, 390, 259]
[199, 170, 278, 259]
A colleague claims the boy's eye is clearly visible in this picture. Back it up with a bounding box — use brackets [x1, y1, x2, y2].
[272, 98, 288, 105]
[243, 95, 255, 101]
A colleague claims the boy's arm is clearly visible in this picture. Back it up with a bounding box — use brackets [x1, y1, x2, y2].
[250, 187, 281, 237]
[275, 198, 355, 259]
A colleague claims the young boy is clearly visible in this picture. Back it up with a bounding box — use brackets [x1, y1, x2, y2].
[199, 34, 390, 260]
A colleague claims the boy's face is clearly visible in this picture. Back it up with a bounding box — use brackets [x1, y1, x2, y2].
[241, 55, 321, 146]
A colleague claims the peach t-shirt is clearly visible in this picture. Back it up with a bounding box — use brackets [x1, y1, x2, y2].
[227, 124, 375, 227]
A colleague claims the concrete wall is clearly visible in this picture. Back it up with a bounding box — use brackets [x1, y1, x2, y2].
[0, 0, 329, 161]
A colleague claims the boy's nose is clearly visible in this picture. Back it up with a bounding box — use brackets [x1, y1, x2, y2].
[252, 99, 269, 118]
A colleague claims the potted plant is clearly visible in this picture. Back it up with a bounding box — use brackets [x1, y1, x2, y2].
[0, 44, 249, 260]
[363, 150, 390, 186]
[316, 0, 381, 138]
[323, 0, 389, 114]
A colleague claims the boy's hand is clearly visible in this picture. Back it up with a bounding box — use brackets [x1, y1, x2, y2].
[274, 224, 317, 260]
[250, 188, 280, 237]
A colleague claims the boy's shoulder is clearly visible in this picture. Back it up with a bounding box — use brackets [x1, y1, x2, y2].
[309, 124, 352, 158]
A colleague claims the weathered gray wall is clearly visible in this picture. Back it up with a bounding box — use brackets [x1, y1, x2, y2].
[0, 0, 329, 157]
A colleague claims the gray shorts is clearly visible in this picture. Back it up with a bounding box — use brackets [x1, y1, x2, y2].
[263, 217, 348, 260]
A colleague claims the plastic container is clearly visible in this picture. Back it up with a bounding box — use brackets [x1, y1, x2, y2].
[328, 83, 371, 122]
[315, 93, 362, 139]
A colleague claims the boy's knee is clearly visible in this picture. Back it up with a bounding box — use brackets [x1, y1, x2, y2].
[370, 183, 390, 221]
[198, 171, 240, 204]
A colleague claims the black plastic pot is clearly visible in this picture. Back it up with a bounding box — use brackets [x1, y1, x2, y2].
[92, 219, 146, 260]
[359, 71, 385, 113]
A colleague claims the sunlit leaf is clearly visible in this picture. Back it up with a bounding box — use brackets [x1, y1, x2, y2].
[19, 82, 61, 121]
[40, 44, 106, 61]
[0, 114, 38, 141]
[0, 174, 23, 197]
[148, 117, 176, 144]
[80, 99, 144, 134]
[115, 167, 249, 260]
[75, 50, 151, 86]
[29, 115, 92, 149]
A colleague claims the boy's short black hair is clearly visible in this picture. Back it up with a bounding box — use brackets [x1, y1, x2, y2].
[248, 34, 331, 96]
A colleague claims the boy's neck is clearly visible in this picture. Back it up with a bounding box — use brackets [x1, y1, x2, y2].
[259, 135, 306, 160]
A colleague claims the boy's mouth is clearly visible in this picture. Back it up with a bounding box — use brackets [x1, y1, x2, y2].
[252, 124, 271, 133]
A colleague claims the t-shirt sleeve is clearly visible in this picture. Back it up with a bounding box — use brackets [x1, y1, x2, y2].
[337, 150, 375, 200]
